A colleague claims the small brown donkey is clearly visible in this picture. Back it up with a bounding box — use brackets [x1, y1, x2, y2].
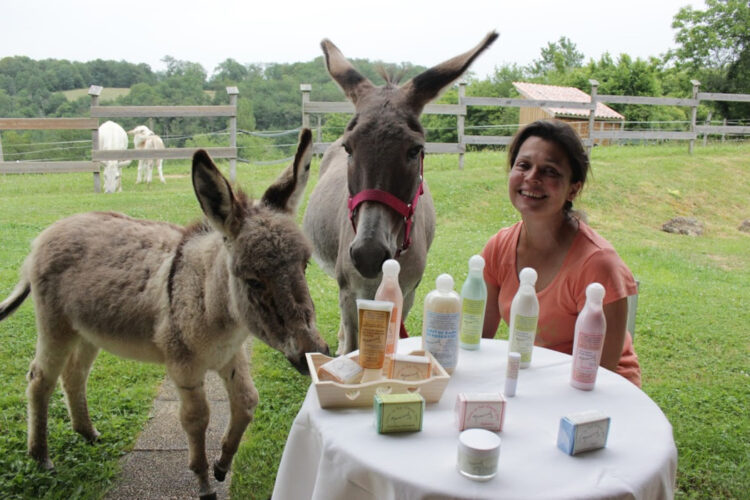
[303, 32, 498, 354]
[0, 129, 329, 499]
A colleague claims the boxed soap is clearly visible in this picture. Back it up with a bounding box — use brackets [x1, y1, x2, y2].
[374, 392, 425, 433]
[317, 355, 363, 384]
[557, 410, 610, 455]
[388, 353, 432, 381]
[455, 392, 506, 432]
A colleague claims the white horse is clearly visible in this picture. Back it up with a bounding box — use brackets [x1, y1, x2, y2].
[98, 121, 129, 193]
[128, 125, 167, 184]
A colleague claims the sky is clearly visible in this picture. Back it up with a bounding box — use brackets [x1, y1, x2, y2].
[3, 0, 706, 80]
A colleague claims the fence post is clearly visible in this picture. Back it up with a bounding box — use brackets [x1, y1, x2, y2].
[300, 84, 311, 130]
[689, 79, 701, 154]
[458, 81, 467, 170]
[587, 79, 599, 153]
[88, 85, 102, 193]
[702, 111, 712, 147]
[722, 118, 727, 143]
[227, 86, 239, 181]
[0, 131, 3, 162]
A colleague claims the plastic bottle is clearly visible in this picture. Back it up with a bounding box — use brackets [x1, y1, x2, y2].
[507, 267, 539, 369]
[422, 273, 461, 374]
[459, 255, 487, 350]
[570, 283, 607, 391]
[375, 259, 403, 375]
[504, 352, 521, 397]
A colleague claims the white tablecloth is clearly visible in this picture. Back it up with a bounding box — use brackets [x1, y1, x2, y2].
[273, 337, 677, 500]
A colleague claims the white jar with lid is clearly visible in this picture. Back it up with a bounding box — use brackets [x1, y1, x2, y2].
[457, 428, 501, 481]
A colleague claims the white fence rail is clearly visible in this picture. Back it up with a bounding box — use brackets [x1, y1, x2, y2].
[0, 86, 239, 191]
[301, 80, 750, 168]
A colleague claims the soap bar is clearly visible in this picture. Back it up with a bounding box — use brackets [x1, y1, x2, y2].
[317, 356, 363, 384]
[388, 353, 431, 381]
[374, 393, 424, 433]
[455, 393, 506, 432]
[557, 410, 610, 455]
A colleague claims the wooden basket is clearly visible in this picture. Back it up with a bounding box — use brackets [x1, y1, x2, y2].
[306, 350, 451, 408]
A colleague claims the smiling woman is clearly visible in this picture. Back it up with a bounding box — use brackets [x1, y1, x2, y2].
[481, 119, 641, 387]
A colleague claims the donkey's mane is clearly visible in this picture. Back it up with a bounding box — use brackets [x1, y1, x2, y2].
[377, 66, 406, 87]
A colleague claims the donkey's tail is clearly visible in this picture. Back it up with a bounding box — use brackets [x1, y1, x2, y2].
[0, 277, 30, 321]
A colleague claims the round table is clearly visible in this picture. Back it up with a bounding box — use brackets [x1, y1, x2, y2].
[272, 337, 676, 500]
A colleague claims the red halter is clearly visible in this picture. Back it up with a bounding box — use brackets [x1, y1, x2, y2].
[347, 151, 424, 258]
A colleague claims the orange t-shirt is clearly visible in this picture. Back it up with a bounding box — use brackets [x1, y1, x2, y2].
[482, 221, 641, 387]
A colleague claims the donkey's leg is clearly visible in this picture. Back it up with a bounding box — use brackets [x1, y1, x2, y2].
[136, 160, 143, 183]
[157, 159, 166, 183]
[337, 285, 359, 355]
[26, 317, 77, 470]
[60, 338, 100, 442]
[170, 367, 215, 499]
[213, 347, 259, 481]
[146, 160, 153, 184]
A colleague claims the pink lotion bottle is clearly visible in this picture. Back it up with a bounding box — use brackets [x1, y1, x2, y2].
[375, 259, 403, 375]
[570, 283, 607, 391]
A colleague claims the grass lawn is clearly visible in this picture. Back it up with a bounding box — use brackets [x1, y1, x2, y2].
[0, 142, 748, 499]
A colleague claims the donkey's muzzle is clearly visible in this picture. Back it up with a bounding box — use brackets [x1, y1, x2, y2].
[288, 343, 330, 375]
[350, 241, 390, 279]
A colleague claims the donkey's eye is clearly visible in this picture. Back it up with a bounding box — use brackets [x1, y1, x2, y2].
[342, 143, 352, 156]
[247, 279, 265, 291]
[408, 146, 423, 160]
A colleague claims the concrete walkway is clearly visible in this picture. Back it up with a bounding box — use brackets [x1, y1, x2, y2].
[105, 370, 234, 499]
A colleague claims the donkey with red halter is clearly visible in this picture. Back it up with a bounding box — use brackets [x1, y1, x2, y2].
[303, 32, 498, 354]
[0, 130, 329, 499]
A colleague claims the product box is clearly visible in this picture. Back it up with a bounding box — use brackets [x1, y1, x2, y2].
[374, 392, 425, 433]
[455, 392, 506, 432]
[388, 353, 432, 381]
[557, 410, 610, 455]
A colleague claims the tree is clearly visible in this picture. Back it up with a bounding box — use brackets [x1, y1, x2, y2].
[529, 37, 584, 77]
[670, 0, 750, 117]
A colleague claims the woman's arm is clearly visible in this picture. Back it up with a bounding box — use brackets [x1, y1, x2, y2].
[601, 297, 629, 371]
[483, 281, 501, 339]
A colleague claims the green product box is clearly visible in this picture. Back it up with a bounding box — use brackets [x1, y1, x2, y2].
[374, 392, 425, 433]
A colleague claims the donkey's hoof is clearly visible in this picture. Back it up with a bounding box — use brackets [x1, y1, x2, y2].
[199, 493, 217, 500]
[37, 458, 55, 472]
[213, 460, 228, 482]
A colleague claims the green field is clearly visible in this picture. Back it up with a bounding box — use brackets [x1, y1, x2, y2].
[61, 87, 131, 102]
[0, 143, 748, 499]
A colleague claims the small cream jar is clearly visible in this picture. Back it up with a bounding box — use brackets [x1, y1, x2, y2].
[457, 428, 501, 481]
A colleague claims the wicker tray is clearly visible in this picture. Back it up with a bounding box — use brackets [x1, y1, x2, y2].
[306, 350, 451, 408]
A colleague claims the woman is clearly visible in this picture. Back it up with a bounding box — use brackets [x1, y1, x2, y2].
[481, 119, 641, 386]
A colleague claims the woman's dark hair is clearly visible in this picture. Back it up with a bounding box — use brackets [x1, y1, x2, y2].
[507, 119, 590, 213]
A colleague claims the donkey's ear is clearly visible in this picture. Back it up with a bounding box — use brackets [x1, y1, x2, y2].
[261, 128, 313, 214]
[321, 39, 375, 104]
[401, 31, 498, 114]
[192, 150, 244, 237]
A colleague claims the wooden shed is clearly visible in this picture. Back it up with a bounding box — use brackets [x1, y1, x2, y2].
[513, 82, 624, 144]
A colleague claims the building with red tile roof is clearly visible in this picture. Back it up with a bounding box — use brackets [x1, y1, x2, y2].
[513, 82, 624, 143]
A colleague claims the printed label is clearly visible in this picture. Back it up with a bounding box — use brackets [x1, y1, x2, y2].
[509, 314, 538, 363]
[572, 332, 602, 383]
[358, 309, 389, 368]
[459, 298, 485, 345]
[424, 310, 460, 369]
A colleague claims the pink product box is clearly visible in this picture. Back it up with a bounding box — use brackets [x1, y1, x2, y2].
[455, 392, 506, 432]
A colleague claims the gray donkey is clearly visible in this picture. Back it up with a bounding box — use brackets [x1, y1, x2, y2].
[0, 129, 329, 499]
[303, 32, 498, 354]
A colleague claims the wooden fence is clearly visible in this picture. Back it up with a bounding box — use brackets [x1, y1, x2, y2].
[0, 117, 102, 190]
[301, 80, 750, 168]
[0, 86, 239, 192]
